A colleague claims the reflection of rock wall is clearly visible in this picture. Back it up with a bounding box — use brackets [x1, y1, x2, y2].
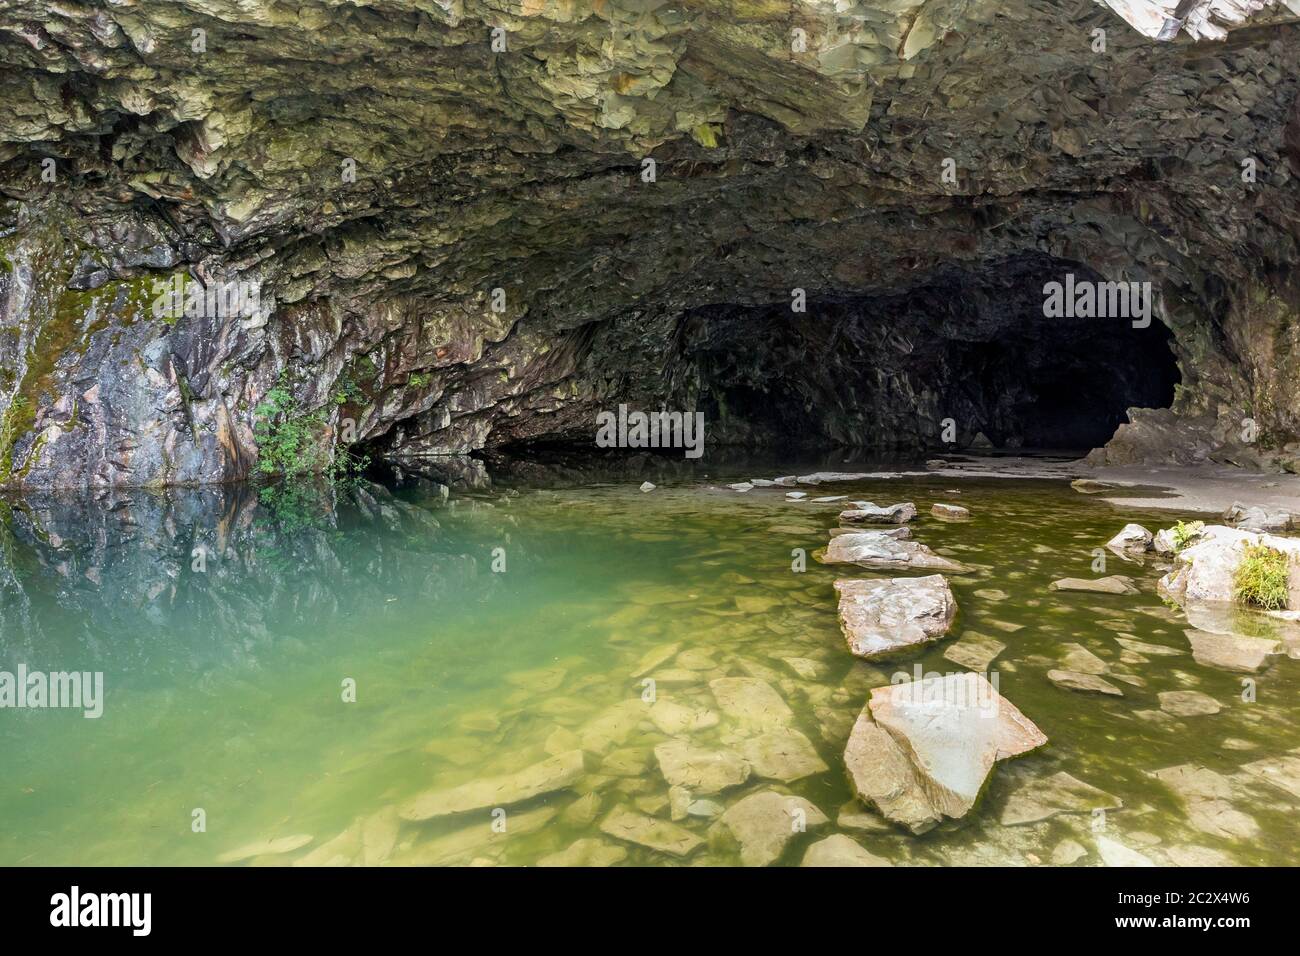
[2, 3, 1299, 485]
[0, 482, 495, 675]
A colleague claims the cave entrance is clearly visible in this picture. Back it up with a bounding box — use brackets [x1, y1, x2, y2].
[672, 256, 1181, 453]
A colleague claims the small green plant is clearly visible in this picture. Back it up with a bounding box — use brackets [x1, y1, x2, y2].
[252, 383, 327, 479]
[1233, 544, 1290, 611]
[408, 372, 431, 389]
[1170, 520, 1205, 551]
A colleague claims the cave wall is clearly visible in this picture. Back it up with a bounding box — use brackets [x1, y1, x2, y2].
[1, 1, 1299, 487]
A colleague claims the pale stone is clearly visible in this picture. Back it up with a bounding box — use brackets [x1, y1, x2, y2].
[399, 750, 585, 821]
[713, 790, 829, 867]
[639, 481, 655, 492]
[740, 728, 829, 782]
[1107, 523, 1153, 552]
[1240, 753, 1300, 799]
[1049, 575, 1139, 595]
[1185, 628, 1281, 673]
[844, 710, 941, 834]
[537, 837, 628, 867]
[801, 834, 892, 867]
[833, 574, 958, 659]
[931, 502, 970, 520]
[1047, 669, 1124, 696]
[1060, 642, 1109, 675]
[1000, 771, 1122, 825]
[823, 531, 968, 572]
[648, 698, 719, 735]
[943, 631, 1005, 671]
[839, 501, 917, 524]
[1151, 764, 1259, 840]
[218, 834, 314, 864]
[600, 808, 703, 857]
[1157, 690, 1221, 716]
[708, 677, 794, 730]
[1114, 635, 1182, 656]
[653, 739, 750, 793]
[631, 642, 680, 678]
[1096, 836, 1156, 867]
[1051, 839, 1087, 865]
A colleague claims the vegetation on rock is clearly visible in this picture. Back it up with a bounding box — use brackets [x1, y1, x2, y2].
[1233, 544, 1290, 611]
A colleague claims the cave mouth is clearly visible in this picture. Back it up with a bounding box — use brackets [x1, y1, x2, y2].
[661, 255, 1181, 455]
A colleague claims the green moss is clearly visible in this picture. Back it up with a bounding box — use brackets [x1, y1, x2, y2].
[1233, 544, 1290, 611]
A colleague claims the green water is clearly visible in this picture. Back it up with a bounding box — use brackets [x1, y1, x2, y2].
[2, 464, 1299, 866]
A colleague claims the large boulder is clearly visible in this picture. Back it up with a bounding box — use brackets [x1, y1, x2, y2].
[1223, 502, 1294, 532]
[844, 673, 1047, 832]
[1158, 525, 1300, 610]
[821, 531, 968, 572]
[834, 575, 958, 659]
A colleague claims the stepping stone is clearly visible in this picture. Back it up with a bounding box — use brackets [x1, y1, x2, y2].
[822, 531, 968, 572]
[713, 790, 828, 867]
[537, 838, 628, 867]
[840, 501, 917, 524]
[931, 502, 970, 520]
[600, 808, 703, 857]
[1046, 669, 1124, 696]
[1000, 771, 1122, 825]
[399, 751, 586, 821]
[1115, 635, 1182, 656]
[845, 673, 1046, 833]
[801, 834, 891, 867]
[1158, 690, 1221, 717]
[1240, 753, 1300, 799]
[1151, 764, 1259, 840]
[834, 574, 957, 659]
[1106, 523, 1153, 552]
[1060, 643, 1109, 675]
[1049, 576, 1139, 595]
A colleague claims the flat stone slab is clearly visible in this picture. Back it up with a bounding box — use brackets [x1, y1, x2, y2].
[537, 838, 628, 867]
[740, 728, 829, 782]
[1107, 523, 1153, 552]
[1060, 643, 1109, 675]
[1047, 669, 1124, 696]
[399, 750, 586, 820]
[1000, 771, 1122, 825]
[1241, 753, 1300, 799]
[840, 501, 917, 524]
[1185, 628, 1281, 673]
[653, 739, 750, 794]
[1049, 576, 1139, 595]
[943, 632, 1005, 672]
[845, 673, 1046, 832]
[600, 808, 703, 857]
[931, 502, 970, 520]
[218, 834, 314, 864]
[714, 790, 829, 867]
[708, 677, 794, 731]
[834, 574, 957, 659]
[800, 834, 892, 867]
[1151, 764, 1259, 840]
[795, 471, 872, 484]
[1158, 690, 1221, 716]
[822, 531, 968, 572]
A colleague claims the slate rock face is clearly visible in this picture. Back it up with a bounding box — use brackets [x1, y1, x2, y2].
[2, 3, 1299, 486]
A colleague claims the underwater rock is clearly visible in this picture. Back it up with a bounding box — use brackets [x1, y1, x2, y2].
[648, 698, 719, 735]
[1240, 752, 1300, 799]
[833, 575, 958, 659]
[801, 834, 892, 867]
[1046, 669, 1124, 696]
[1070, 479, 1115, 494]
[600, 808, 703, 857]
[840, 502, 918, 524]
[931, 503, 970, 520]
[822, 531, 969, 572]
[653, 740, 751, 794]
[727, 482, 754, 492]
[740, 728, 829, 782]
[1151, 765, 1259, 840]
[712, 790, 829, 867]
[1049, 576, 1139, 595]
[1185, 629, 1281, 673]
[1157, 690, 1222, 717]
[217, 834, 314, 864]
[942, 632, 1005, 671]
[399, 750, 586, 821]
[1000, 771, 1122, 825]
[845, 672, 1046, 833]
[1096, 836, 1156, 867]
[1059, 643, 1110, 675]
[708, 677, 794, 731]
[400, 806, 558, 866]
[537, 838, 628, 867]
[1107, 523, 1153, 552]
